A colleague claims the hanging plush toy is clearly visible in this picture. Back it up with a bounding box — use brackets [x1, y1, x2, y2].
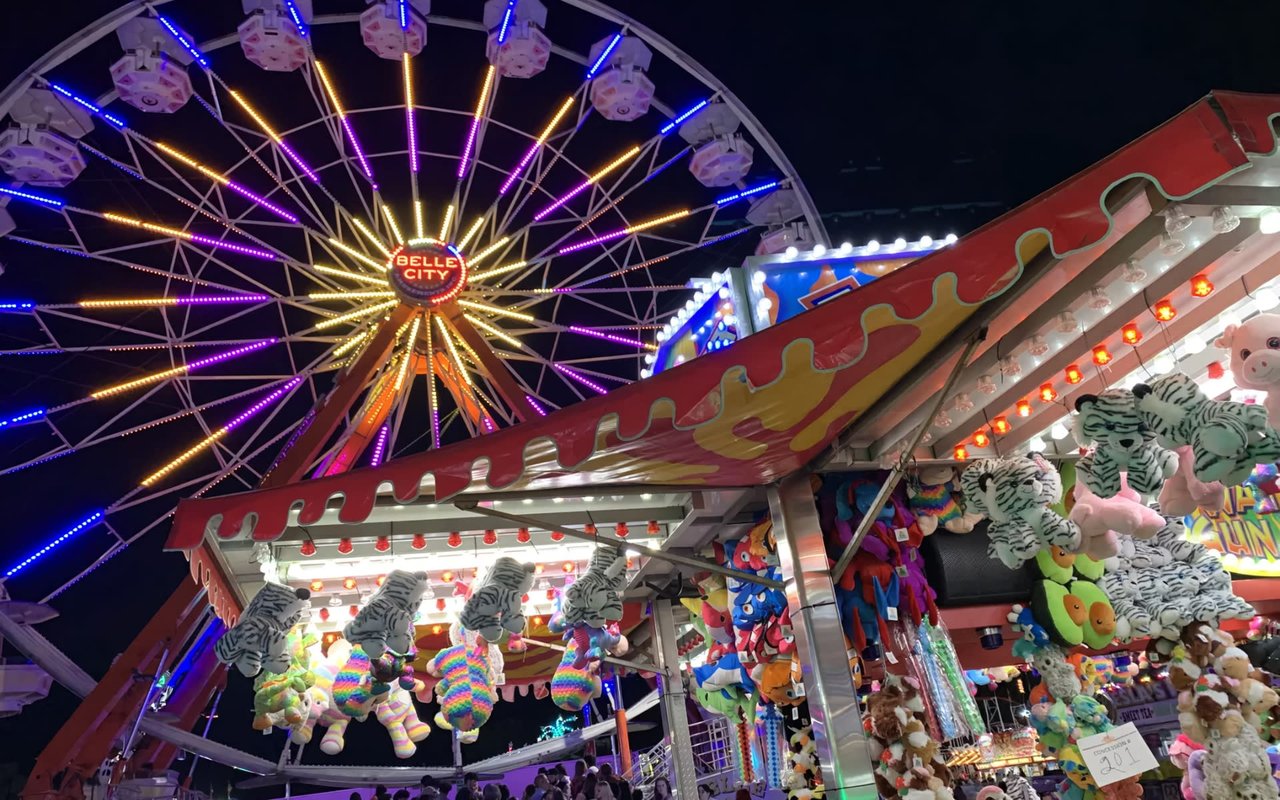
[960, 455, 1081, 569]
[427, 626, 497, 737]
[1072, 389, 1176, 499]
[752, 652, 804, 707]
[215, 583, 311, 677]
[375, 684, 431, 758]
[1134, 373, 1280, 485]
[909, 466, 982, 535]
[459, 557, 535, 643]
[369, 648, 417, 696]
[1216, 313, 1280, 427]
[1159, 445, 1226, 516]
[343, 569, 430, 658]
[550, 641, 602, 712]
[250, 627, 318, 733]
[322, 643, 383, 754]
[1068, 476, 1164, 560]
[783, 725, 824, 800]
[550, 548, 626, 665]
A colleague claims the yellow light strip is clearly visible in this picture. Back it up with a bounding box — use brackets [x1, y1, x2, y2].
[458, 299, 534, 323]
[352, 218, 391, 258]
[79, 298, 180, 309]
[312, 61, 347, 118]
[439, 203, 454, 241]
[626, 209, 692, 234]
[469, 260, 528, 282]
[332, 329, 372, 358]
[413, 200, 425, 240]
[227, 90, 283, 142]
[407, 237, 441, 246]
[394, 314, 422, 391]
[448, 322, 484, 365]
[327, 237, 388, 271]
[92, 365, 190, 399]
[434, 315, 472, 386]
[308, 291, 396, 301]
[104, 212, 194, 242]
[459, 217, 485, 249]
[382, 206, 404, 245]
[312, 264, 390, 286]
[466, 236, 511, 268]
[314, 300, 398, 330]
[537, 97, 576, 145]
[425, 313, 439, 449]
[141, 429, 229, 487]
[590, 146, 642, 184]
[464, 313, 521, 348]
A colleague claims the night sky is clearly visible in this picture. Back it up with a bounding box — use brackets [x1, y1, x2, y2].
[2, 0, 1280, 796]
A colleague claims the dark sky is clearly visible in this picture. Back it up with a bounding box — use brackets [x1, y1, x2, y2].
[2, 0, 1280, 794]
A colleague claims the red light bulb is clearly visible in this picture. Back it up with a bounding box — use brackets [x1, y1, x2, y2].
[342, 577, 357, 590]
[522, 593, 530, 602]
[1040, 383, 1058, 403]
[647, 520, 660, 535]
[563, 561, 575, 573]
[973, 430, 990, 448]
[483, 529, 498, 545]
[992, 416, 1011, 435]
[319, 607, 330, 622]
[1154, 299, 1176, 322]
[615, 522, 629, 538]
[516, 527, 531, 543]
[1092, 345, 1112, 366]
[349, 605, 359, 618]
[550, 530, 564, 542]
[1207, 361, 1226, 380]
[300, 540, 316, 557]
[336, 538, 353, 555]
[1015, 400, 1031, 418]
[374, 536, 390, 552]
[411, 533, 426, 550]
[441, 570, 454, 582]
[546, 588, 556, 601]
[584, 523, 597, 535]
[1065, 364, 1083, 385]
[1122, 324, 1142, 346]
[954, 445, 968, 461]
[309, 579, 324, 592]
[1190, 274, 1214, 298]
[436, 597, 447, 611]
[447, 531, 462, 548]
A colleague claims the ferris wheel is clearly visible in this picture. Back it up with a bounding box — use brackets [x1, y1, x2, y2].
[0, 0, 823, 590]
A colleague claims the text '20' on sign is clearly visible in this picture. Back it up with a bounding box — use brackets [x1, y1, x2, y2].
[388, 242, 468, 306]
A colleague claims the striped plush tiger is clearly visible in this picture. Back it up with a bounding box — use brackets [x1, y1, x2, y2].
[960, 455, 1080, 569]
[561, 548, 626, 628]
[459, 556, 535, 642]
[1073, 389, 1175, 499]
[215, 582, 311, 677]
[1134, 373, 1280, 484]
[343, 569, 429, 658]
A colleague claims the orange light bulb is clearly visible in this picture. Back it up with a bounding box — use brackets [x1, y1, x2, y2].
[954, 444, 968, 460]
[1190, 274, 1214, 298]
[1016, 399, 1032, 418]
[1122, 324, 1142, 345]
[1040, 383, 1058, 402]
[310, 579, 324, 592]
[1092, 345, 1112, 366]
[1154, 299, 1176, 322]
[1064, 364, 1083, 384]
[973, 430, 991, 448]
[342, 577, 357, 590]
[992, 416, 1011, 435]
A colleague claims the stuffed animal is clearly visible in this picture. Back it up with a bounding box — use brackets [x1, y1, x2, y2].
[1134, 373, 1280, 485]
[459, 557, 535, 642]
[1216, 647, 1280, 720]
[426, 627, 496, 737]
[1169, 734, 1205, 800]
[784, 725, 823, 800]
[215, 583, 311, 677]
[1069, 476, 1164, 560]
[322, 643, 383, 754]
[862, 675, 953, 800]
[250, 627, 317, 733]
[1160, 445, 1226, 515]
[960, 455, 1080, 569]
[550, 641, 601, 712]
[369, 648, 416, 696]
[375, 684, 431, 758]
[1202, 724, 1278, 800]
[343, 570, 430, 657]
[560, 548, 626, 628]
[909, 466, 982, 534]
[1217, 313, 1280, 427]
[296, 638, 349, 749]
[752, 653, 804, 706]
[1074, 389, 1177, 498]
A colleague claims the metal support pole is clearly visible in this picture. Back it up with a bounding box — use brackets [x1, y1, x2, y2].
[183, 686, 223, 787]
[829, 332, 983, 581]
[769, 473, 876, 800]
[651, 599, 698, 800]
[454, 503, 784, 590]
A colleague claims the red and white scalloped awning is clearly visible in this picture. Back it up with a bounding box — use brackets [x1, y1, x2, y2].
[167, 91, 1280, 550]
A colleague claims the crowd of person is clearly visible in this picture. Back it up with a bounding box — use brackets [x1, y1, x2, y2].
[358, 755, 661, 800]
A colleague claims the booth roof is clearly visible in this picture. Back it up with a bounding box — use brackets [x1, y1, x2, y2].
[166, 91, 1280, 550]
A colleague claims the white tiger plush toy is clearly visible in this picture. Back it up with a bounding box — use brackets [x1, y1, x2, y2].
[561, 548, 626, 628]
[960, 454, 1080, 569]
[215, 582, 311, 677]
[459, 557, 535, 642]
[1133, 373, 1280, 485]
[343, 569, 429, 657]
[1072, 389, 1176, 499]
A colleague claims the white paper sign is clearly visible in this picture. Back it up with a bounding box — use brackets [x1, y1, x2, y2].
[1076, 722, 1159, 786]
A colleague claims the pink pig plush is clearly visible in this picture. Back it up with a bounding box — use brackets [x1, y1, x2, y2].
[1216, 313, 1280, 426]
[1069, 474, 1164, 559]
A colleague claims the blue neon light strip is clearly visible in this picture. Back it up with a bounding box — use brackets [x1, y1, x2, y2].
[399, 0, 410, 30]
[49, 83, 126, 128]
[283, 0, 309, 37]
[497, 0, 517, 43]
[659, 99, 708, 135]
[0, 186, 64, 207]
[5, 511, 105, 578]
[587, 33, 622, 78]
[0, 301, 35, 311]
[156, 15, 210, 69]
[715, 181, 778, 205]
[0, 408, 46, 428]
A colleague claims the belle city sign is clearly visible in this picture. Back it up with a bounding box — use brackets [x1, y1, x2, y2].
[387, 241, 468, 306]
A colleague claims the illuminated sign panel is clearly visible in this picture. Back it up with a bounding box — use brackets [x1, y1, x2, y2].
[388, 241, 468, 306]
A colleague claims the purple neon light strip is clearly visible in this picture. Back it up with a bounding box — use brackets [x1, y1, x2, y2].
[221, 178, 297, 222]
[276, 141, 319, 183]
[177, 294, 272, 305]
[558, 228, 627, 255]
[457, 117, 483, 180]
[187, 338, 277, 370]
[498, 141, 541, 196]
[186, 234, 277, 261]
[533, 180, 590, 221]
[482, 416, 496, 433]
[340, 117, 376, 185]
[225, 377, 301, 431]
[525, 395, 548, 417]
[567, 325, 645, 348]
[431, 408, 440, 448]
[370, 424, 391, 466]
[553, 363, 608, 395]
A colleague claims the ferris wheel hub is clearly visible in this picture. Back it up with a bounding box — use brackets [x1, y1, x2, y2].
[388, 241, 469, 307]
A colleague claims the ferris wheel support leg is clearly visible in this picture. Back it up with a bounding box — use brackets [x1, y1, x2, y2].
[439, 306, 530, 424]
[263, 304, 416, 487]
[650, 599, 698, 800]
[22, 579, 207, 800]
[768, 473, 877, 800]
[131, 638, 227, 772]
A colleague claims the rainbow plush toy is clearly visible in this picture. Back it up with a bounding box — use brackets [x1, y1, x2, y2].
[376, 684, 431, 758]
[318, 641, 382, 755]
[427, 627, 497, 737]
[551, 641, 601, 712]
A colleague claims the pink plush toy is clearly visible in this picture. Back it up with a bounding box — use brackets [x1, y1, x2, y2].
[1069, 475, 1163, 559]
[1169, 733, 1204, 800]
[1158, 445, 1225, 516]
[1217, 313, 1280, 426]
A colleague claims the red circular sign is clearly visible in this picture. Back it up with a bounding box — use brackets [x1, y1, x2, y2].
[387, 241, 468, 306]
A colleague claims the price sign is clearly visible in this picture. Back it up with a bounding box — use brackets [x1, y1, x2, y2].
[1076, 723, 1159, 786]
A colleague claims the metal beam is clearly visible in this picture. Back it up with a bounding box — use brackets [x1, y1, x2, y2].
[454, 502, 785, 589]
[517, 637, 663, 674]
[438, 305, 530, 424]
[651, 599, 700, 800]
[829, 331, 983, 582]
